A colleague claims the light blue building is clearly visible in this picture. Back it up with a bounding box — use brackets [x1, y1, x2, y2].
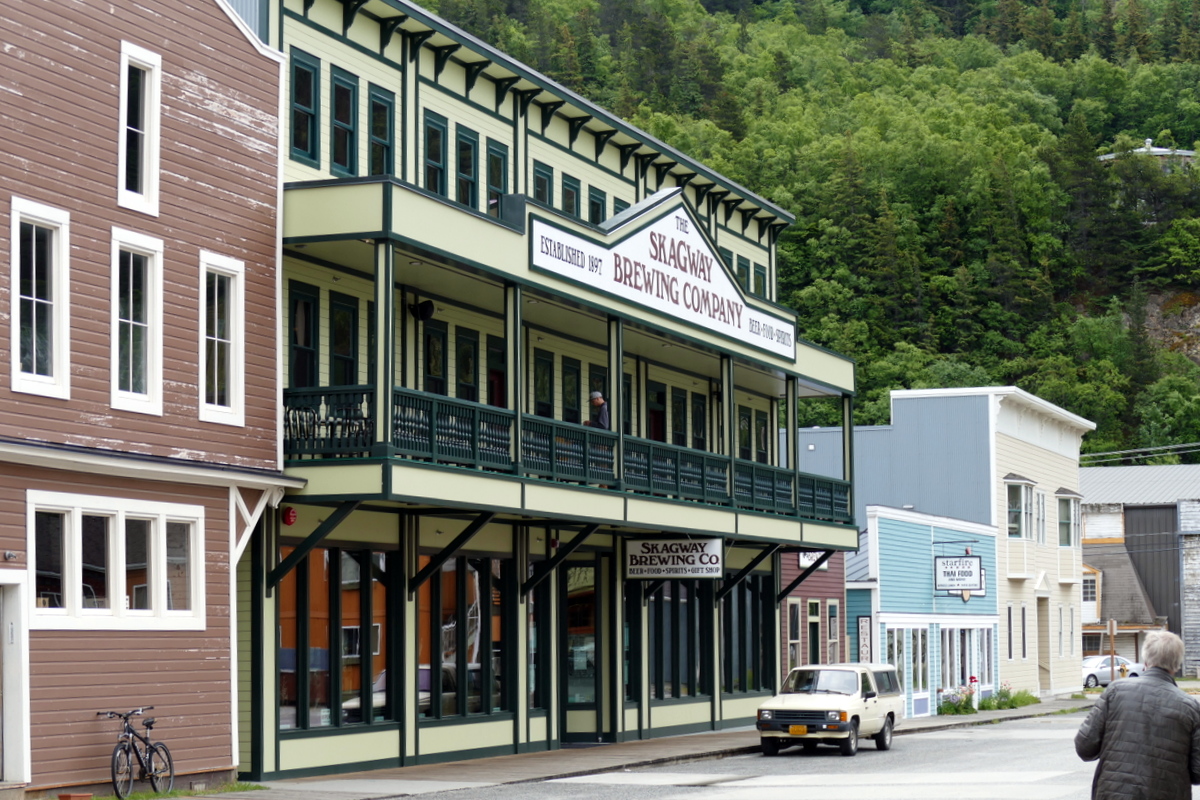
[848, 506, 999, 717]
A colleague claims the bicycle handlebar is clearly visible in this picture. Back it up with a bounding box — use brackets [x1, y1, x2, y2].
[96, 706, 154, 719]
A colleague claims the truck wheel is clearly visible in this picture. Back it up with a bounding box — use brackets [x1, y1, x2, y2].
[874, 717, 893, 751]
[761, 737, 781, 756]
[839, 721, 859, 756]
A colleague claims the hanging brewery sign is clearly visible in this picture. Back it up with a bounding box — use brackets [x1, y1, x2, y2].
[531, 208, 795, 359]
[625, 538, 724, 579]
[934, 556, 984, 592]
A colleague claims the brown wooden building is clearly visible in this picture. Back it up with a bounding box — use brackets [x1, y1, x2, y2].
[0, 0, 297, 793]
[779, 550, 847, 674]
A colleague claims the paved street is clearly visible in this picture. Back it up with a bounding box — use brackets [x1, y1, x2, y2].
[206, 707, 1130, 800]
[415, 712, 1100, 800]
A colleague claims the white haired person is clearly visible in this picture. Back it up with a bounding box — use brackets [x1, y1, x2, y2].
[1076, 629, 1200, 799]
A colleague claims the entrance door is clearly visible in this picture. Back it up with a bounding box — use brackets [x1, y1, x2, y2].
[562, 560, 612, 743]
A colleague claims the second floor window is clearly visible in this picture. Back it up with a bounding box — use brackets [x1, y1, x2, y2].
[1059, 496, 1081, 546]
[201, 252, 245, 425]
[118, 41, 161, 215]
[111, 228, 163, 415]
[1007, 483, 1034, 539]
[330, 292, 358, 386]
[289, 281, 319, 388]
[753, 264, 766, 298]
[12, 197, 71, 399]
[456, 328, 478, 402]
[1083, 576, 1097, 602]
[289, 49, 320, 167]
[330, 68, 358, 176]
[534, 349, 553, 417]
[424, 320, 447, 395]
[456, 127, 478, 209]
[424, 112, 447, 196]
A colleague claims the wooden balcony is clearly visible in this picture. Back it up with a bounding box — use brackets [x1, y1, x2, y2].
[284, 386, 851, 524]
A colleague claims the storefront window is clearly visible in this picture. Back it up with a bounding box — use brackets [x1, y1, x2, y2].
[721, 574, 768, 694]
[278, 545, 394, 731]
[418, 553, 511, 718]
[648, 580, 707, 699]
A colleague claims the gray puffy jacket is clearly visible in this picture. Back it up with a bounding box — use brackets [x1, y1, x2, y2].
[1075, 666, 1200, 799]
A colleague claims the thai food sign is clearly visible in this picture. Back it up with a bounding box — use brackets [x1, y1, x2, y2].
[934, 556, 984, 592]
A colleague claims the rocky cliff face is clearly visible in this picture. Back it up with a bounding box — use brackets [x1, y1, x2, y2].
[1148, 293, 1200, 361]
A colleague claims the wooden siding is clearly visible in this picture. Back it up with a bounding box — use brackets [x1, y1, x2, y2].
[0, 0, 281, 470]
[778, 550, 845, 673]
[0, 464, 233, 788]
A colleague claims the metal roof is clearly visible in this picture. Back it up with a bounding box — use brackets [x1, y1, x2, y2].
[1080, 464, 1200, 505]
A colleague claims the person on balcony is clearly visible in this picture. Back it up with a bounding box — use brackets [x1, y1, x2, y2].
[585, 391, 609, 430]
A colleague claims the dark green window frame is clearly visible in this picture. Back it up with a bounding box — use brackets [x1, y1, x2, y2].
[289, 48, 320, 167]
[424, 111, 448, 196]
[456, 126, 479, 210]
[486, 140, 508, 218]
[456, 327, 479, 402]
[486, 335, 506, 407]
[755, 409, 769, 464]
[329, 291, 358, 386]
[289, 280, 319, 388]
[562, 357, 581, 424]
[368, 86, 394, 176]
[330, 66, 358, 176]
[423, 319, 448, 395]
[721, 574, 771, 694]
[736, 255, 750, 292]
[671, 387, 687, 447]
[613, 198, 630, 215]
[533, 161, 553, 206]
[648, 580, 713, 699]
[691, 392, 707, 451]
[737, 405, 752, 461]
[753, 263, 767, 298]
[534, 348, 554, 418]
[588, 187, 606, 225]
[718, 247, 733, 274]
[562, 175, 581, 218]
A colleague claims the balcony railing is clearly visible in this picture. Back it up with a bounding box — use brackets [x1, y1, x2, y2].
[283, 386, 851, 523]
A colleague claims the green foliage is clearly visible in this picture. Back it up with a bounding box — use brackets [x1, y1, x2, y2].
[431, 0, 1200, 460]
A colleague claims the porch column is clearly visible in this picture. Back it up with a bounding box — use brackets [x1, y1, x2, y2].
[372, 240, 395, 456]
[721, 355, 735, 458]
[608, 316, 623, 485]
[506, 283, 523, 472]
[842, 393, 855, 519]
[786, 376, 798, 473]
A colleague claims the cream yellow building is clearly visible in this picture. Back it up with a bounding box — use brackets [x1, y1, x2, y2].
[237, 0, 860, 780]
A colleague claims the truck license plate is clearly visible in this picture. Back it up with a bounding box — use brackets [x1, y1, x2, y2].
[789, 725, 807, 735]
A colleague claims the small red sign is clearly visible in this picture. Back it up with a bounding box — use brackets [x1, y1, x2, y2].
[282, 507, 297, 526]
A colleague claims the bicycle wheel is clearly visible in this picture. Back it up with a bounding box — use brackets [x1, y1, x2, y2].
[148, 742, 174, 794]
[111, 742, 135, 800]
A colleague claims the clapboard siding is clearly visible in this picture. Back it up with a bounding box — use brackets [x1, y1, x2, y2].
[0, 0, 280, 470]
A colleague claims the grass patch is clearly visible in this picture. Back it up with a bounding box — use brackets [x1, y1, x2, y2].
[93, 782, 266, 800]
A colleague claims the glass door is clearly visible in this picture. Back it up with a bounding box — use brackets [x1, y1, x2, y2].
[562, 560, 611, 743]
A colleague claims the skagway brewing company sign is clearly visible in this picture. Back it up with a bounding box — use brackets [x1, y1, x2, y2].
[625, 538, 724, 579]
[531, 208, 795, 358]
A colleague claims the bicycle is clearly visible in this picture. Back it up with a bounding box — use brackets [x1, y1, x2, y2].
[96, 707, 174, 799]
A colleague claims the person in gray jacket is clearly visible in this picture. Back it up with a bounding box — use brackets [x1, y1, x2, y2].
[1075, 629, 1200, 799]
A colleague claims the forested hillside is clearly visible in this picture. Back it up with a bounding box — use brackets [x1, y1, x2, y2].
[430, 0, 1200, 461]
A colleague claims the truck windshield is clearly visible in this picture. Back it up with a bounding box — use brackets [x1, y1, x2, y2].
[782, 668, 858, 695]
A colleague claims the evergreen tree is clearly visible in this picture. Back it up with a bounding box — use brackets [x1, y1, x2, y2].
[1096, 0, 1117, 59]
[1061, 9, 1089, 60]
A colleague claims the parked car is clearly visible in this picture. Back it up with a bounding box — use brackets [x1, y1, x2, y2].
[756, 663, 905, 757]
[1082, 655, 1144, 688]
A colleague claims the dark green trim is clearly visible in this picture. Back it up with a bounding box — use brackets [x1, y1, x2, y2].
[417, 74, 518, 127]
[528, 129, 636, 188]
[268, 501, 361, 590]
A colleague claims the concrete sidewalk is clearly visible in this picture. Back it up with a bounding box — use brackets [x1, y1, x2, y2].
[183, 696, 1096, 800]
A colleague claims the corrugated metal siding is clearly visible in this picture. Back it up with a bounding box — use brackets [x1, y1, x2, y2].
[225, 0, 266, 39]
[795, 395, 993, 528]
[1125, 505, 1181, 634]
[845, 527, 870, 581]
[1082, 464, 1200, 505]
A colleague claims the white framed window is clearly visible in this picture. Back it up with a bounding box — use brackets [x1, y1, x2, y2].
[1059, 604, 1064, 657]
[198, 251, 245, 426]
[786, 598, 802, 671]
[807, 599, 822, 664]
[117, 41, 162, 216]
[1006, 482, 1034, 539]
[1070, 607, 1075, 655]
[1058, 495, 1081, 547]
[1036, 491, 1047, 544]
[1083, 576, 1096, 602]
[1021, 604, 1028, 659]
[110, 228, 163, 415]
[10, 197, 71, 399]
[28, 490, 205, 631]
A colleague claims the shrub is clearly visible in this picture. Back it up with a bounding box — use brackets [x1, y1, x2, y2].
[937, 684, 977, 715]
